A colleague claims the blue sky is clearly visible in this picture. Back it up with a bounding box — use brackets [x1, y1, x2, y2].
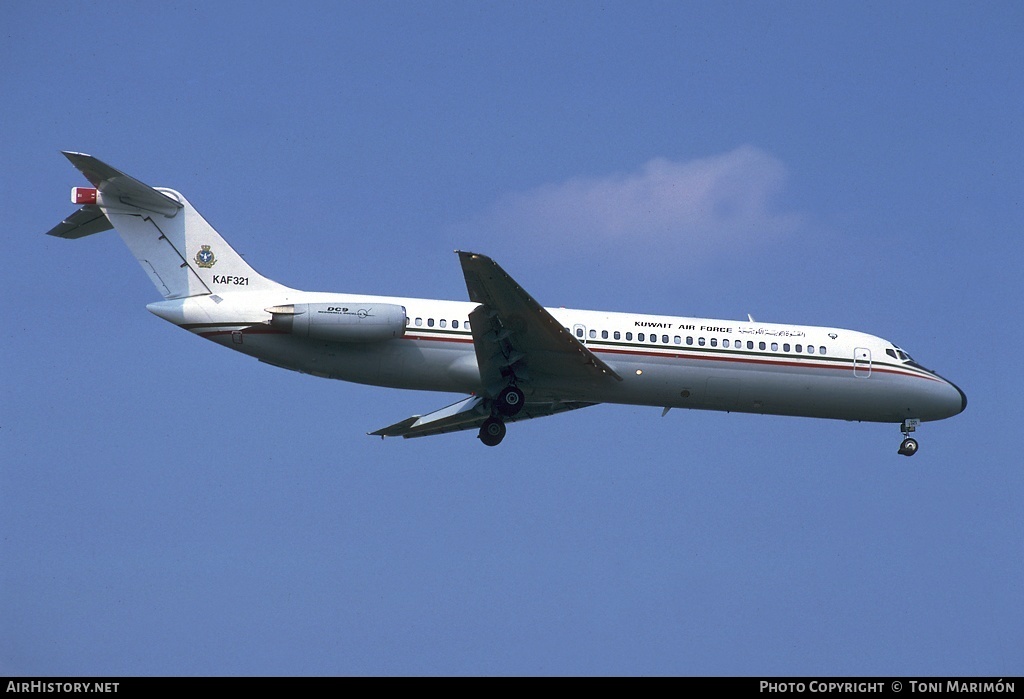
[2, 1, 1021, 676]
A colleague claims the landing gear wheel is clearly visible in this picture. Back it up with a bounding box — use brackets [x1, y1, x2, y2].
[496, 386, 525, 417]
[898, 418, 921, 457]
[478, 417, 506, 447]
[898, 437, 919, 457]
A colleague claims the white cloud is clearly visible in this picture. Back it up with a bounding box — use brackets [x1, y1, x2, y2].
[454, 146, 806, 272]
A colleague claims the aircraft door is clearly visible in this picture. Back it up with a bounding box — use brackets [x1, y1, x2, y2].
[573, 324, 587, 344]
[853, 347, 871, 377]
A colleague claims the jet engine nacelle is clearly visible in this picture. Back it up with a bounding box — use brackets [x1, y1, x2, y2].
[267, 303, 407, 343]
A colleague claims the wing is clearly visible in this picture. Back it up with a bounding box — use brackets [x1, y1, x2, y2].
[370, 395, 596, 439]
[372, 252, 616, 442]
[458, 250, 621, 399]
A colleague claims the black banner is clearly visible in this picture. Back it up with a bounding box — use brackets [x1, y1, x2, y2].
[1, 677, 1021, 690]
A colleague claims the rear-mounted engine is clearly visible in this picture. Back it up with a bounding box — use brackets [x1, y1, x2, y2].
[266, 303, 407, 343]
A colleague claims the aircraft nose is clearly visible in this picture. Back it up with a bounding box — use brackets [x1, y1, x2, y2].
[934, 374, 967, 418]
[950, 380, 968, 415]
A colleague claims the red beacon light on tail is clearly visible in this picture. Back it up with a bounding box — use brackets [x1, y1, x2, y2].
[72, 187, 97, 205]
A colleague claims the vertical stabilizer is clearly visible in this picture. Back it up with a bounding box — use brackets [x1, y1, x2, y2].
[47, 152, 287, 299]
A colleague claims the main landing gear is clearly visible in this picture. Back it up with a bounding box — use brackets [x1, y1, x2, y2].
[496, 386, 524, 417]
[478, 417, 506, 447]
[477, 386, 524, 447]
[898, 418, 921, 457]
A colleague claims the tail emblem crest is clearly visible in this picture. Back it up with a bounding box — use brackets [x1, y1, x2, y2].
[195, 245, 217, 268]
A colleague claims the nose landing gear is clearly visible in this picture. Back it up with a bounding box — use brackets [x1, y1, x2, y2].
[898, 418, 921, 456]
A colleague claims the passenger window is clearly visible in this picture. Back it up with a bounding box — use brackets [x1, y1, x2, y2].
[576, 328, 584, 338]
[452, 320, 459, 329]
[428, 318, 435, 327]
[783, 343, 790, 352]
[440, 319, 447, 328]
[602, 330, 608, 339]
[674, 336, 681, 345]
[415, 317, 423, 327]
[771, 342, 779, 351]
[747, 341, 754, 349]
[465, 321, 471, 331]
[698, 337, 706, 346]
[819, 346, 826, 355]
[807, 344, 814, 354]
[614, 331, 621, 340]
[638, 333, 645, 342]
[723, 339, 730, 348]
[795, 344, 801, 353]
[662, 335, 669, 344]
[687, 336, 693, 345]
[759, 341, 766, 350]
[710, 338, 718, 347]
[626, 332, 633, 341]
[590, 329, 596, 339]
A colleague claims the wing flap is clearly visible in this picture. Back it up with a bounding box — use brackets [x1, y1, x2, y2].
[371, 395, 596, 439]
[370, 395, 488, 438]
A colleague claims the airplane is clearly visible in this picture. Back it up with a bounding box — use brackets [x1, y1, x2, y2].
[46, 152, 966, 455]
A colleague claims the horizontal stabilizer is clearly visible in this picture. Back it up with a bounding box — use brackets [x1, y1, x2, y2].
[46, 205, 113, 239]
[61, 151, 183, 217]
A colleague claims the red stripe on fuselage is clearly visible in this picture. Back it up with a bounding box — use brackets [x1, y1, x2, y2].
[403, 333, 475, 344]
[591, 345, 943, 382]
[400, 333, 943, 382]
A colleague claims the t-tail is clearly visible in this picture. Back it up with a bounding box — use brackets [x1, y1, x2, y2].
[46, 151, 285, 298]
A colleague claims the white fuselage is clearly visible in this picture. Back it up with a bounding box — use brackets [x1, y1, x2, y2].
[147, 289, 967, 425]
[47, 153, 965, 449]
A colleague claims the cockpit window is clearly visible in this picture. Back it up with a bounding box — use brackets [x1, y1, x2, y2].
[888, 347, 914, 362]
